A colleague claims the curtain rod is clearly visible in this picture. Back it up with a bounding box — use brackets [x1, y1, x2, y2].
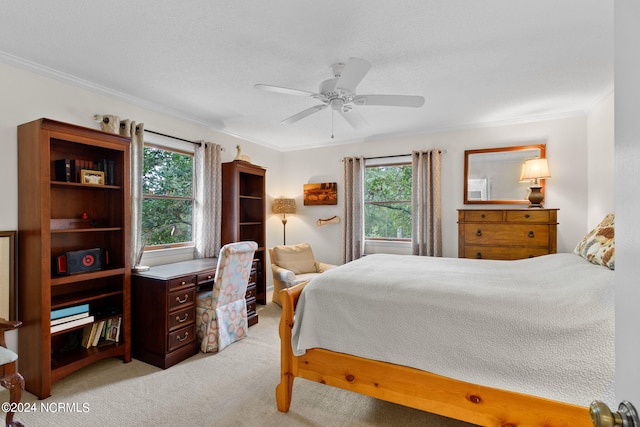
[145, 129, 201, 146]
[365, 149, 446, 160]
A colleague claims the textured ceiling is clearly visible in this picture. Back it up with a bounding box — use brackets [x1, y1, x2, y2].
[0, 1, 613, 151]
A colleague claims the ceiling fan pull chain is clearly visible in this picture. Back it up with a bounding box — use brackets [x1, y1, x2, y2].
[331, 109, 335, 139]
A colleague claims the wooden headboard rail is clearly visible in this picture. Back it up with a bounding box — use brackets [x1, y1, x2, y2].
[275, 282, 592, 427]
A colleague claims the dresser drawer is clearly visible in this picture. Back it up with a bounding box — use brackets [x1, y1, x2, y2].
[463, 224, 549, 246]
[505, 210, 550, 223]
[463, 246, 551, 260]
[168, 306, 194, 332]
[168, 275, 196, 290]
[168, 289, 195, 312]
[168, 324, 196, 352]
[463, 210, 504, 222]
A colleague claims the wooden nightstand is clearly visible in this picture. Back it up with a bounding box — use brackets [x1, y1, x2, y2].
[457, 208, 558, 260]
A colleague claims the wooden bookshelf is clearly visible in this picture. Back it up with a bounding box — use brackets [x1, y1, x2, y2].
[17, 118, 132, 399]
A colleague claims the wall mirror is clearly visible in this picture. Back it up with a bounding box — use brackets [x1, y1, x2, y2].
[464, 144, 546, 204]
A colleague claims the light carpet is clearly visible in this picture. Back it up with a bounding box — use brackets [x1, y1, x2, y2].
[2, 301, 478, 427]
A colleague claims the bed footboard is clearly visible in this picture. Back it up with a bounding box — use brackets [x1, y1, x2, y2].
[276, 283, 593, 427]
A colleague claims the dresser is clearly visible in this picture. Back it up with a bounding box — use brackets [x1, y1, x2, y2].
[457, 208, 558, 260]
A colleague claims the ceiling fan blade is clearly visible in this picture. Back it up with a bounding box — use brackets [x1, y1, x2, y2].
[254, 84, 319, 98]
[352, 94, 425, 107]
[338, 107, 368, 130]
[335, 57, 372, 92]
[281, 104, 328, 125]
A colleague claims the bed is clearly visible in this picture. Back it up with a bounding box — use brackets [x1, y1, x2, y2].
[276, 252, 614, 427]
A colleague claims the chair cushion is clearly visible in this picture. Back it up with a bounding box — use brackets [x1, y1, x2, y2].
[0, 346, 17, 365]
[290, 272, 323, 287]
[273, 243, 317, 274]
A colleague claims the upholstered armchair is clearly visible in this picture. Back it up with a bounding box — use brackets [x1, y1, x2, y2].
[270, 243, 337, 306]
[195, 241, 257, 353]
[0, 319, 24, 427]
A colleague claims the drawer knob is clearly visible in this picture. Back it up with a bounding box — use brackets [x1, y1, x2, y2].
[176, 294, 189, 304]
[176, 313, 189, 323]
[480, 214, 486, 218]
[176, 332, 189, 342]
[476, 229, 483, 237]
[525, 214, 530, 218]
[528, 231, 535, 238]
[475, 252, 482, 259]
[180, 281, 186, 285]
[207, 275, 212, 279]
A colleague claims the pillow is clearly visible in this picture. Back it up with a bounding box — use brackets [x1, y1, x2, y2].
[574, 213, 615, 270]
[273, 243, 317, 274]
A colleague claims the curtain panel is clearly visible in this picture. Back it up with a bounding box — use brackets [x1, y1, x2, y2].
[194, 141, 222, 259]
[342, 156, 365, 263]
[411, 149, 442, 256]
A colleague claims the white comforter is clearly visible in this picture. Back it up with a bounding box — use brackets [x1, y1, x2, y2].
[291, 253, 615, 406]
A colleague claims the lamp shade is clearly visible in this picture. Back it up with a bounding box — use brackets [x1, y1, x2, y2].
[519, 158, 551, 181]
[272, 198, 296, 214]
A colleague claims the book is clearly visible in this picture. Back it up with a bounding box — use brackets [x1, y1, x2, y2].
[81, 325, 94, 348]
[91, 321, 105, 347]
[106, 316, 122, 342]
[51, 304, 90, 320]
[51, 315, 94, 333]
[50, 311, 90, 326]
[54, 159, 72, 182]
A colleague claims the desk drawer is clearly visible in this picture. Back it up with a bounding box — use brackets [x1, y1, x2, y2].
[245, 283, 257, 300]
[197, 270, 216, 284]
[168, 306, 194, 332]
[169, 275, 196, 290]
[168, 324, 196, 352]
[246, 296, 257, 317]
[169, 289, 195, 312]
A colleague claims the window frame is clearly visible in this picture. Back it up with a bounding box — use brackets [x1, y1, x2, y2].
[364, 158, 413, 243]
[141, 140, 196, 251]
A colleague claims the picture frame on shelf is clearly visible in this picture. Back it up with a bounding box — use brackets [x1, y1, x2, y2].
[80, 169, 105, 185]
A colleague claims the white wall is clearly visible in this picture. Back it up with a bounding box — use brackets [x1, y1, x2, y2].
[587, 91, 615, 228]
[280, 114, 597, 264]
[614, 0, 640, 405]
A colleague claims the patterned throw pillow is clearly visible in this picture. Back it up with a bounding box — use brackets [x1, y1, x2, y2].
[574, 213, 615, 270]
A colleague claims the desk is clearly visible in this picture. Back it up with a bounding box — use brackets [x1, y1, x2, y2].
[131, 258, 258, 368]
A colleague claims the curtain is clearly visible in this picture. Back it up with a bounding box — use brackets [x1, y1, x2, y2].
[193, 141, 222, 258]
[93, 114, 145, 267]
[342, 156, 365, 263]
[130, 122, 145, 267]
[411, 149, 442, 256]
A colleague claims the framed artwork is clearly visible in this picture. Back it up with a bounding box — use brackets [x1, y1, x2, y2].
[304, 182, 337, 206]
[0, 230, 16, 320]
[81, 169, 105, 185]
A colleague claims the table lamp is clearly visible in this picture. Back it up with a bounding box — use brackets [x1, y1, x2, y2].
[519, 158, 551, 208]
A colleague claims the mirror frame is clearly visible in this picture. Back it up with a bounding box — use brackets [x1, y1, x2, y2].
[464, 144, 546, 205]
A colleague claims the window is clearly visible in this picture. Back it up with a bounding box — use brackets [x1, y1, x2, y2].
[142, 144, 194, 249]
[364, 163, 412, 240]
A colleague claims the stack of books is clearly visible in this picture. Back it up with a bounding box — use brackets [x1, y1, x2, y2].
[50, 304, 94, 333]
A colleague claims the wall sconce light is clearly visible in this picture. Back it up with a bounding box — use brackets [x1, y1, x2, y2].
[519, 158, 551, 208]
[272, 198, 296, 244]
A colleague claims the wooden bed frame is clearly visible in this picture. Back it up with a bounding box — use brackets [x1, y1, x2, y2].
[276, 282, 594, 427]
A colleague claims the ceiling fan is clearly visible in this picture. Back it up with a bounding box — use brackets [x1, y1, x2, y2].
[254, 57, 425, 132]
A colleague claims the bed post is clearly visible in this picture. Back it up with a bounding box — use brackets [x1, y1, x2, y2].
[275, 281, 308, 412]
